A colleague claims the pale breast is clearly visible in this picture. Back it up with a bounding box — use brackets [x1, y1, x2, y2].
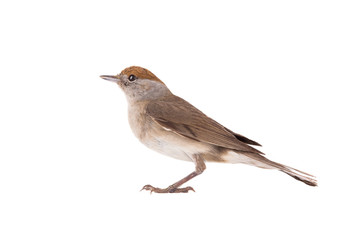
[127, 103, 212, 162]
[127, 103, 148, 140]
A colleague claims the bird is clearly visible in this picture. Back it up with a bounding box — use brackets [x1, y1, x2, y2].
[100, 66, 317, 193]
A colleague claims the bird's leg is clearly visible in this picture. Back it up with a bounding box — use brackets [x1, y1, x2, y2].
[141, 154, 206, 193]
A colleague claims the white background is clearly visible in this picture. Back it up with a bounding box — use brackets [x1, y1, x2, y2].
[1, 1, 359, 239]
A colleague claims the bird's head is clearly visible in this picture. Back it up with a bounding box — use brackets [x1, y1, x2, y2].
[101, 66, 171, 102]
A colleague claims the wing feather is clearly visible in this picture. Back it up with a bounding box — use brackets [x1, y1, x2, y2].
[145, 95, 263, 154]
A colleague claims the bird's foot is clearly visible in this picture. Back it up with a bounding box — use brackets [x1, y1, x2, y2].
[140, 184, 195, 194]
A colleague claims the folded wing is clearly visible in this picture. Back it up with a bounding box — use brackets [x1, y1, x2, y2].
[145, 95, 263, 154]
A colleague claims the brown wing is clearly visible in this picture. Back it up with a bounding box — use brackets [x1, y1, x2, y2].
[224, 127, 261, 146]
[145, 95, 263, 154]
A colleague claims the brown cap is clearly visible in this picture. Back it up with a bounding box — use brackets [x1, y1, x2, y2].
[121, 66, 163, 84]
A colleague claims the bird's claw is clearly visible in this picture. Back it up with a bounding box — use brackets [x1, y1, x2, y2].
[140, 184, 195, 194]
[140, 184, 156, 194]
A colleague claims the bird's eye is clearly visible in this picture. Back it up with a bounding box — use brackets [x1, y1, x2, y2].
[128, 75, 136, 81]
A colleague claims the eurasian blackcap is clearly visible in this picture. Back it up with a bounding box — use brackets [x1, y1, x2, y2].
[100, 66, 317, 193]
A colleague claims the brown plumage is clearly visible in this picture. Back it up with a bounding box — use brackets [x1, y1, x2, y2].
[101, 66, 317, 193]
[146, 95, 263, 154]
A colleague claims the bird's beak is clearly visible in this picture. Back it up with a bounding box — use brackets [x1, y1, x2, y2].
[100, 75, 120, 82]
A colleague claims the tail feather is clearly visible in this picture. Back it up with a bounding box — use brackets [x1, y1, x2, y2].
[280, 166, 317, 186]
[225, 150, 317, 187]
[253, 155, 318, 187]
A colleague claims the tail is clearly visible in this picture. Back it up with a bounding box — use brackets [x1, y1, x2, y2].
[280, 165, 317, 187]
[224, 150, 317, 187]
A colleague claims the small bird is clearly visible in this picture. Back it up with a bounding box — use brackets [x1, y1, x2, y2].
[101, 66, 317, 193]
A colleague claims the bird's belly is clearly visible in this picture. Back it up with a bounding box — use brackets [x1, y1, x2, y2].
[142, 126, 213, 162]
[143, 136, 192, 161]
